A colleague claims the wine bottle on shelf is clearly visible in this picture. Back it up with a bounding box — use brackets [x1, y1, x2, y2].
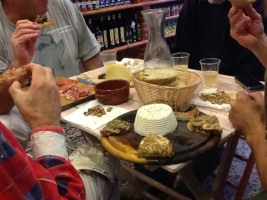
[118, 13, 125, 46]
[95, 19, 104, 50]
[99, 0, 105, 8]
[100, 16, 109, 49]
[107, 14, 115, 48]
[87, 18, 96, 37]
[112, 14, 120, 47]
[130, 14, 137, 43]
[124, 15, 130, 45]
[135, 13, 142, 41]
[105, 0, 110, 7]
[126, 16, 133, 44]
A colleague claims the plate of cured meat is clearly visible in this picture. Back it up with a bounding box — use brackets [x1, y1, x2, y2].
[56, 77, 95, 111]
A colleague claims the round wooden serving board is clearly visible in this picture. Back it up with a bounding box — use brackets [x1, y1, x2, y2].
[101, 110, 221, 165]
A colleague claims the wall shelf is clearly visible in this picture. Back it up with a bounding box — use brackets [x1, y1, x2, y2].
[103, 33, 175, 52]
[82, 0, 179, 16]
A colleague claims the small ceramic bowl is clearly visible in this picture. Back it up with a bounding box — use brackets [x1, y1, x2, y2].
[94, 79, 130, 105]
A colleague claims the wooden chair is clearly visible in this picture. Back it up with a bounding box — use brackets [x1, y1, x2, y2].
[226, 136, 256, 200]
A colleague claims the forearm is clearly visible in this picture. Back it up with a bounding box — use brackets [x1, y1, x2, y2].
[82, 52, 103, 71]
[246, 125, 267, 190]
[251, 34, 267, 70]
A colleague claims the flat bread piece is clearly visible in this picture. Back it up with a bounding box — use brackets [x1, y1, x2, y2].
[100, 119, 131, 137]
[35, 15, 54, 28]
[0, 66, 29, 85]
[135, 67, 178, 85]
[229, 0, 255, 8]
[138, 133, 174, 158]
[174, 103, 199, 121]
[187, 115, 222, 135]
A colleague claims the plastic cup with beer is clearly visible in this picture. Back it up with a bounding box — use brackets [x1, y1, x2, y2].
[172, 52, 190, 71]
[100, 51, 117, 72]
[199, 58, 221, 89]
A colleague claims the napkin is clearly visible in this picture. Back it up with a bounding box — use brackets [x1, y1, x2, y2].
[190, 89, 231, 112]
[69, 143, 120, 182]
[63, 100, 130, 130]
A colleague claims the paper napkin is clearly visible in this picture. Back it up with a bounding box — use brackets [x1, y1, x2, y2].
[63, 100, 130, 130]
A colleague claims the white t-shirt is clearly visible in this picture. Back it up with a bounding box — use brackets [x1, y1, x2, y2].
[0, 0, 100, 77]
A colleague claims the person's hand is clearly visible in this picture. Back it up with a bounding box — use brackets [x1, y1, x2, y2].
[228, 5, 265, 50]
[8, 64, 61, 130]
[11, 20, 40, 67]
[229, 91, 265, 141]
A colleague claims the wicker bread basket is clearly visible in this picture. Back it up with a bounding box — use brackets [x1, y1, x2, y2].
[132, 70, 202, 106]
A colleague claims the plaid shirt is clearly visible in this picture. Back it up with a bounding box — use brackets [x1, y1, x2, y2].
[0, 122, 85, 200]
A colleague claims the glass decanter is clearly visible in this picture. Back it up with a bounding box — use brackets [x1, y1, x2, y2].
[141, 8, 173, 68]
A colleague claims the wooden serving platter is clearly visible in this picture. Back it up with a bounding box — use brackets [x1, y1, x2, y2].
[56, 77, 96, 111]
[101, 110, 221, 165]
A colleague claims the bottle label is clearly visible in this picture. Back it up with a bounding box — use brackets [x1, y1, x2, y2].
[131, 21, 135, 29]
[97, 35, 104, 47]
[105, 0, 110, 7]
[120, 27, 125, 43]
[109, 29, 115, 46]
[110, 0, 115, 6]
[115, 0, 121, 6]
[99, 0, 105, 8]
[114, 28, 120, 44]
[103, 30, 108, 48]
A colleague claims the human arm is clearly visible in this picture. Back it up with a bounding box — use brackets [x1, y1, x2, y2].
[228, 91, 267, 190]
[82, 52, 103, 71]
[7, 63, 85, 199]
[228, 5, 267, 68]
[62, 0, 101, 71]
[0, 20, 39, 115]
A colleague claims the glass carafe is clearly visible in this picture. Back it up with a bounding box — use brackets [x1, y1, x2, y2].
[141, 8, 173, 68]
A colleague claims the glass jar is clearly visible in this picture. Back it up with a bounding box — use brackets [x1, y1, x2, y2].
[142, 8, 173, 68]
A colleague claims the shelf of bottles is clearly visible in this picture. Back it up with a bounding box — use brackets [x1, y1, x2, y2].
[73, 0, 181, 52]
[86, 9, 177, 53]
[86, 10, 143, 51]
[71, 0, 182, 15]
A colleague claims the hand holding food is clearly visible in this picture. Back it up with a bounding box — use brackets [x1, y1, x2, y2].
[229, 91, 265, 140]
[228, 5, 265, 51]
[8, 64, 61, 129]
[11, 20, 40, 67]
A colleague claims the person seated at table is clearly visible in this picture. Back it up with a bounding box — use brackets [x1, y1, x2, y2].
[228, 5, 267, 198]
[0, 63, 85, 199]
[0, 0, 102, 116]
[172, 0, 266, 81]
[0, 0, 103, 159]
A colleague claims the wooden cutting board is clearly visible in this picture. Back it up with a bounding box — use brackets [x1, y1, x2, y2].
[56, 77, 96, 111]
[101, 110, 221, 165]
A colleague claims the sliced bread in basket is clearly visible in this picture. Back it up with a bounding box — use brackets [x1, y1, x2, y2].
[135, 67, 178, 85]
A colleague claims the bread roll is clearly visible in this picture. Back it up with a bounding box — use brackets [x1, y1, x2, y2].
[135, 67, 178, 85]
